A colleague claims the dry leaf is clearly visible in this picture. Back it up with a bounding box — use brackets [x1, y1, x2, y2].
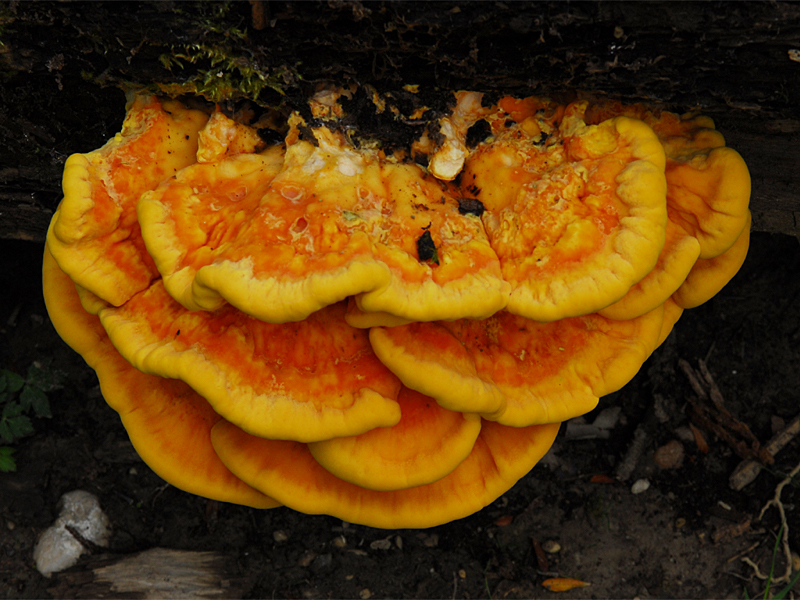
[590, 474, 616, 484]
[690, 423, 710, 454]
[531, 537, 549, 571]
[542, 577, 591, 592]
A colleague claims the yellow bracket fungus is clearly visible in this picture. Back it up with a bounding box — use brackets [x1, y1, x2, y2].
[461, 99, 668, 322]
[369, 305, 664, 427]
[673, 211, 752, 309]
[308, 386, 482, 491]
[598, 215, 701, 320]
[211, 418, 559, 530]
[42, 89, 751, 529]
[43, 247, 277, 509]
[141, 115, 508, 324]
[98, 285, 403, 443]
[48, 95, 208, 307]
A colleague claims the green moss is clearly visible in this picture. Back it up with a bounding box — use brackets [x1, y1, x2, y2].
[148, 2, 300, 105]
[42, 1, 302, 107]
[156, 42, 298, 104]
[183, 1, 248, 42]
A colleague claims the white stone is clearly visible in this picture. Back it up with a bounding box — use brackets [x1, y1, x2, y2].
[631, 479, 651, 495]
[33, 490, 111, 578]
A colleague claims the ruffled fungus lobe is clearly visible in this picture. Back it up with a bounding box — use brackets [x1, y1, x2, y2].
[350, 160, 508, 322]
[369, 306, 664, 426]
[42, 247, 278, 509]
[666, 147, 751, 260]
[48, 95, 208, 306]
[308, 386, 482, 491]
[598, 216, 701, 320]
[461, 99, 668, 322]
[42, 89, 751, 529]
[138, 146, 287, 313]
[211, 418, 559, 529]
[672, 212, 751, 309]
[98, 285, 402, 442]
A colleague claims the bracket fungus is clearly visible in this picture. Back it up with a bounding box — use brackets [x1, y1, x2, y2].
[43, 89, 750, 528]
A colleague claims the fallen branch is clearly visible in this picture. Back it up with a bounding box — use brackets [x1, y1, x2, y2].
[731, 412, 800, 490]
[48, 547, 247, 599]
[679, 359, 772, 465]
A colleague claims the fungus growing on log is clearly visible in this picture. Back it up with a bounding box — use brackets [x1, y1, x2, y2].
[42, 247, 278, 509]
[368, 305, 665, 426]
[43, 89, 751, 528]
[460, 98, 669, 322]
[97, 286, 403, 442]
[48, 96, 208, 307]
[211, 417, 559, 530]
[139, 115, 509, 324]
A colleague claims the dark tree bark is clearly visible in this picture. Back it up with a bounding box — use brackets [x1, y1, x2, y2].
[1, 1, 798, 241]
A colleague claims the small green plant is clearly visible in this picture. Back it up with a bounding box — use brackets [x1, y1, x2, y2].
[744, 525, 800, 600]
[768, 568, 800, 600]
[0, 361, 59, 472]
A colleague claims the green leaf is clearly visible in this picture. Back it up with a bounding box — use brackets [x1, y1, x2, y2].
[17, 386, 30, 410]
[5, 371, 24, 394]
[0, 446, 15, 473]
[2, 401, 23, 419]
[20, 386, 51, 418]
[0, 421, 13, 444]
[6, 415, 33, 440]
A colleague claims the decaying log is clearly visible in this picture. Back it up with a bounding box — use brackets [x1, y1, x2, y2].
[724, 119, 800, 241]
[47, 548, 249, 599]
[1, 1, 798, 242]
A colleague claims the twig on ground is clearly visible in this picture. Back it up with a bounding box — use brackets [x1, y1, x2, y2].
[731, 412, 800, 490]
[741, 456, 800, 584]
[614, 419, 651, 482]
[679, 359, 773, 464]
[727, 541, 762, 564]
[64, 524, 107, 554]
[150, 483, 170, 507]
